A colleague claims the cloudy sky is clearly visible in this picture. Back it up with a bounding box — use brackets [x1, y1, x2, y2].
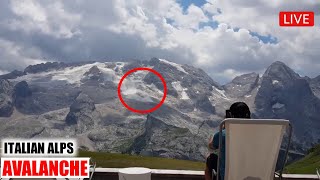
[0, 0, 319, 84]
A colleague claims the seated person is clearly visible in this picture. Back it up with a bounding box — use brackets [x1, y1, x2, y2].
[205, 102, 251, 180]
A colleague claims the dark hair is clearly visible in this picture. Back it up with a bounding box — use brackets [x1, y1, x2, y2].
[226, 102, 251, 119]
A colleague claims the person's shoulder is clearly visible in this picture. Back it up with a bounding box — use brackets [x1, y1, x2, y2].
[214, 129, 226, 134]
[213, 130, 226, 139]
[213, 131, 219, 136]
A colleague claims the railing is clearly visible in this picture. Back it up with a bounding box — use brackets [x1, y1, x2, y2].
[89, 168, 320, 180]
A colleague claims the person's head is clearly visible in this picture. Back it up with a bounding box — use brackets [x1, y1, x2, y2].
[225, 102, 251, 119]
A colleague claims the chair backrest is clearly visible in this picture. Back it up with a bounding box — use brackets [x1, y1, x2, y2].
[219, 119, 291, 180]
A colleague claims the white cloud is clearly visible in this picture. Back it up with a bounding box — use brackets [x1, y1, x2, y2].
[0, 70, 9, 75]
[9, 0, 81, 38]
[0, 0, 319, 84]
[0, 38, 46, 71]
[167, 4, 209, 29]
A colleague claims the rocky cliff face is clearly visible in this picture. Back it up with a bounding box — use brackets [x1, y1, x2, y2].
[310, 75, 320, 98]
[66, 93, 101, 134]
[0, 79, 14, 117]
[223, 72, 260, 98]
[127, 114, 207, 160]
[0, 70, 25, 80]
[13, 81, 32, 98]
[255, 61, 320, 148]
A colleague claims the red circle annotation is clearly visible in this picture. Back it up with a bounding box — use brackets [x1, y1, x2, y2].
[117, 67, 167, 114]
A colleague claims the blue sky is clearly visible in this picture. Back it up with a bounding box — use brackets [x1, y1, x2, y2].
[176, 0, 278, 44]
[177, 0, 207, 12]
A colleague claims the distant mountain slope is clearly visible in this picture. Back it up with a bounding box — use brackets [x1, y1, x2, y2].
[223, 72, 260, 98]
[310, 75, 320, 99]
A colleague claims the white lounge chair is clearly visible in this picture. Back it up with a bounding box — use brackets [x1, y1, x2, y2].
[316, 168, 320, 179]
[216, 118, 292, 180]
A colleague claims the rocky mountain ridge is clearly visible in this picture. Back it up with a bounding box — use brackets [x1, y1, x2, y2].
[0, 59, 319, 162]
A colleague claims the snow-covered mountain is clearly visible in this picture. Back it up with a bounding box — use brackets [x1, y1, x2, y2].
[0, 58, 319, 162]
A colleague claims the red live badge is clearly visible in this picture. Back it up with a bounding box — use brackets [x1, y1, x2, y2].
[279, 12, 314, 27]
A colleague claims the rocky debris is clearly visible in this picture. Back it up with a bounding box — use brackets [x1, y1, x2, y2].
[223, 72, 260, 98]
[0, 70, 25, 80]
[0, 94, 14, 117]
[0, 116, 46, 138]
[66, 93, 100, 134]
[0, 79, 14, 117]
[0, 79, 13, 95]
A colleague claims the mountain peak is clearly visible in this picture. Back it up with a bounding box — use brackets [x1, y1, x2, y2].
[223, 72, 260, 98]
[312, 75, 320, 82]
[270, 61, 286, 66]
[263, 61, 300, 81]
[230, 72, 259, 85]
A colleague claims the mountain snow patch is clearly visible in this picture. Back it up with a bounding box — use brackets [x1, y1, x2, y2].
[50, 62, 118, 85]
[159, 59, 188, 74]
[51, 63, 100, 84]
[95, 63, 118, 81]
[115, 62, 125, 69]
[272, 102, 285, 109]
[212, 87, 229, 100]
[181, 91, 189, 100]
[172, 81, 190, 100]
[272, 80, 280, 85]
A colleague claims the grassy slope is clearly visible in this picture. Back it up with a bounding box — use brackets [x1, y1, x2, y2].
[78, 150, 205, 170]
[284, 145, 320, 174]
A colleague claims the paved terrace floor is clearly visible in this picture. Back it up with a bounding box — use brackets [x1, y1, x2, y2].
[91, 168, 319, 180]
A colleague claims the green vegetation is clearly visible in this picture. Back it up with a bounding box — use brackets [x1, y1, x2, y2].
[78, 150, 205, 170]
[284, 144, 320, 174]
[113, 139, 134, 153]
